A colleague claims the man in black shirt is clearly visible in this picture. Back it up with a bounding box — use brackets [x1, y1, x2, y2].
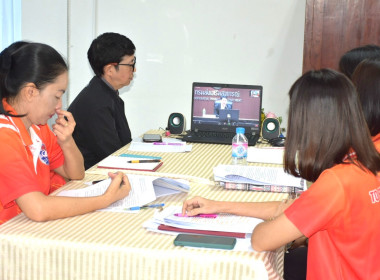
[68, 32, 136, 169]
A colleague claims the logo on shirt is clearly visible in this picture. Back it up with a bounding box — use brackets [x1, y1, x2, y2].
[39, 144, 49, 165]
[369, 186, 380, 203]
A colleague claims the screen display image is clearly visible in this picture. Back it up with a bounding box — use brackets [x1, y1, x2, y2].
[191, 82, 263, 135]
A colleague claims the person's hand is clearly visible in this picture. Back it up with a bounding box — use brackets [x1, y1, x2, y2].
[182, 196, 219, 216]
[103, 172, 131, 204]
[52, 109, 75, 145]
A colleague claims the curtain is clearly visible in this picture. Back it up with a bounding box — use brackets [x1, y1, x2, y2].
[1, 0, 22, 51]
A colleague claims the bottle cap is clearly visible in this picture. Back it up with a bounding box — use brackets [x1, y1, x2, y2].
[236, 127, 245, 134]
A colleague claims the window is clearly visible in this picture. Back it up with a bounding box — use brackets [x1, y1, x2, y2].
[1, 0, 22, 51]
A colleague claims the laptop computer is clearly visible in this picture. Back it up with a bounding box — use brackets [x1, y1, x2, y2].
[181, 82, 263, 145]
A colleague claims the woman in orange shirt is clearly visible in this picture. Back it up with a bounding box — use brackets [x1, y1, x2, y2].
[183, 69, 380, 279]
[0, 41, 131, 224]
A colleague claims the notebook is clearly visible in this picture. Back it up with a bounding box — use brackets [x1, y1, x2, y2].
[181, 82, 263, 145]
[97, 155, 163, 172]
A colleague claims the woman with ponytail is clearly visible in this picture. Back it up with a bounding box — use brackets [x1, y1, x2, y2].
[0, 42, 131, 225]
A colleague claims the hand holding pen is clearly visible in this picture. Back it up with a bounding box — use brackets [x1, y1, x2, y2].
[181, 196, 219, 217]
[103, 172, 131, 204]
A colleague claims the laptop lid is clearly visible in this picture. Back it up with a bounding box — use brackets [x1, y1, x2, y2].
[191, 82, 263, 135]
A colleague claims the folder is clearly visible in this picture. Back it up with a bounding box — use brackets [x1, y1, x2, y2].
[158, 224, 247, 238]
[97, 155, 163, 172]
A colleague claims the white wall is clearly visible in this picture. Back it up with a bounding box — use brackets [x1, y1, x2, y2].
[22, 0, 306, 137]
[21, 0, 68, 107]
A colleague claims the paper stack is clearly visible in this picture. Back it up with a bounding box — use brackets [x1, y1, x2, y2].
[143, 206, 262, 252]
[213, 164, 307, 194]
[144, 205, 262, 238]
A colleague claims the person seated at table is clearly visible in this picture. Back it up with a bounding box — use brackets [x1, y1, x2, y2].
[0, 41, 131, 225]
[284, 45, 380, 280]
[214, 97, 232, 116]
[182, 69, 380, 279]
[68, 32, 136, 169]
[339, 44, 380, 79]
[351, 58, 380, 151]
[282, 47, 380, 280]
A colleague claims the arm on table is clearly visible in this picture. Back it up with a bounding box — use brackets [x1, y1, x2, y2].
[16, 172, 130, 222]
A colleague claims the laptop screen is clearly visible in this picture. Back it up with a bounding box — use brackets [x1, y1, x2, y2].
[191, 82, 263, 135]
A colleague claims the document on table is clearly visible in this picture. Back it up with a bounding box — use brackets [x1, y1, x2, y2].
[150, 206, 262, 233]
[143, 219, 255, 252]
[128, 137, 192, 153]
[57, 175, 190, 211]
[213, 164, 305, 188]
[97, 155, 163, 171]
[247, 146, 284, 164]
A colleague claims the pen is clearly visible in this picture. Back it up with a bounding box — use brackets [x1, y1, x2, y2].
[127, 159, 162, 163]
[128, 203, 165, 211]
[174, 213, 218, 218]
[92, 179, 125, 188]
[92, 180, 103, 184]
[153, 142, 184, 146]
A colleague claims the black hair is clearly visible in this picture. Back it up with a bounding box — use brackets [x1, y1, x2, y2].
[87, 32, 136, 77]
[339, 45, 380, 79]
[284, 69, 380, 182]
[351, 58, 380, 136]
[0, 42, 68, 116]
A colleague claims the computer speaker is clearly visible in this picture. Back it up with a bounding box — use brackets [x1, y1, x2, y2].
[261, 117, 280, 140]
[167, 113, 185, 134]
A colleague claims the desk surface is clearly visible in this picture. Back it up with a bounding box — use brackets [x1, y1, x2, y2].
[0, 138, 287, 280]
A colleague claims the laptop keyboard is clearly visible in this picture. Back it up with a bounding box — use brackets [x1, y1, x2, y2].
[181, 131, 259, 146]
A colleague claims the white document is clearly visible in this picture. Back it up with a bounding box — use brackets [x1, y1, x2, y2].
[213, 164, 305, 188]
[97, 156, 162, 171]
[57, 175, 189, 210]
[152, 206, 262, 234]
[247, 146, 284, 164]
[128, 138, 192, 153]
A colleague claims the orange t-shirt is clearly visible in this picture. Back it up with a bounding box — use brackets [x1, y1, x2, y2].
[285, 162, 380, 279]
[0, 101, 64, 224]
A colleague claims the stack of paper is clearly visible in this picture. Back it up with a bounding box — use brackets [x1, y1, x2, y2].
[57, 175, 190, 212]
[144, 205, 262, 237]
[143, 206, 262, 252]
[214, 164, 307, 194]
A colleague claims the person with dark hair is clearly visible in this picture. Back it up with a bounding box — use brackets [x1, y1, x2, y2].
[68, 32, 136, 169]
[0, 42, 131, 225]
[283, 46, 380, 280]
[182, 69, 380, 279]
[351, 58, 380, 151]
[338, 44, 380, 79]
[214, 97, 233, 116]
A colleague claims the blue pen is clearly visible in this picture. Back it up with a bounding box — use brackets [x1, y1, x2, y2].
[128, 203, 165, 211]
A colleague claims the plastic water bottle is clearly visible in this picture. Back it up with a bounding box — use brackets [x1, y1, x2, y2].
[231, 127, 248, 165]
[202, 108, 206, 116]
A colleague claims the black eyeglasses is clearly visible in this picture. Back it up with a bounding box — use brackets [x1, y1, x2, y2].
[118, 57, 137, 71]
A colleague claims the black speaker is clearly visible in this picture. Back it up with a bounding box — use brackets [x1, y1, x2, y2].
[261, 117, 280, 140]
[167, 113, 185, 134]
